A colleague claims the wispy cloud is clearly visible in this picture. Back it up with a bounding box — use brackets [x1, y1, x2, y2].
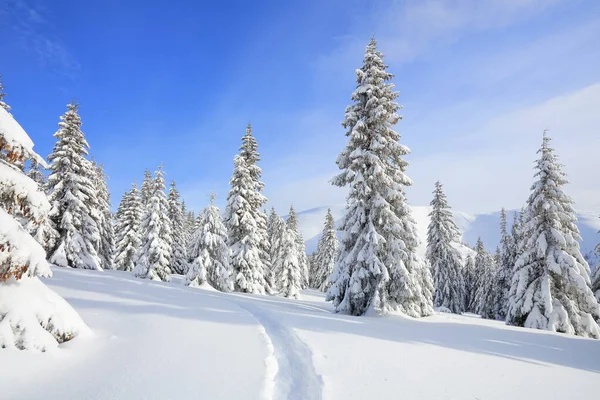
[0, 0, 80, 72]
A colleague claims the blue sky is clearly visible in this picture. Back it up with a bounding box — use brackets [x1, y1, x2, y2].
[1, 0, 599, 215]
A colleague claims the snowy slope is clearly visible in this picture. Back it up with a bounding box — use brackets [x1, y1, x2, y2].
[2, 268, 599, 399]
[301, 205, 600, 257]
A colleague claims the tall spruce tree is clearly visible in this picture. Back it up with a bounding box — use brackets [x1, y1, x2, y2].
[286, 205, 309, 288]
[46, 102, 102, 270]
[224, 128, 268, 294]
[133, 166, 172, 282]
[472, 238, 497, 319]
[167, 181, 188, 275]
[593, 227, 600, 302]
[93, 161, 115, 270]
[267, 210, 287, 287]
[0, 75, 10, 113]
[463, 253, 476, 313]
[326, 38, 433, 317]
[426, 181, 464, 314]
[0, 102, 90, 351]
[114, 183, 142, 271]
[494, 208, 515, 320]
[186, 194, 233, 291]
[274, 224, 303, 299]
[140, 169, 153, 208]
[507, 133, 600, 338]
[313, 209, 339, 292]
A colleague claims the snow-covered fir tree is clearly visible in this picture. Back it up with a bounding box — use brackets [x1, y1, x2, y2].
[426, 181, 464, 314]
[593, 227, 600, 302]
[133, 166, 173, 282]
[140, 169, 153, 207]
[326, 38, 433, 317]
[46, 102, 102, 270]
[23, 156, 58, 251]
[267, 209, 286, 285]
[273, 224, 303, 298]
[167, 181, 188, 275]
[472, 238, 497, 319]
[463, 253, 476, 312]
[507, 132, 600, 338]
[286, 205, 309, 288]
[224, 129, 268, 294]
[0, 105, 90, 351]
[93, 161, 115, 270]
[239, 124, 272, 292]
[0, 75, 10, 113]
[313, 208, 339, 292]
[307, 251, 318, 288]
[114, 182, 142, 272]
[494, 208, 515, 320]
[186, 194, 233, 291]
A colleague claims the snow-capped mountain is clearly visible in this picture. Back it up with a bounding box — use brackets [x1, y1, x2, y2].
[299, 205, 600, 263]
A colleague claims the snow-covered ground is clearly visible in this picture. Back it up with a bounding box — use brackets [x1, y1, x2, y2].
[2, 267, 599, 399]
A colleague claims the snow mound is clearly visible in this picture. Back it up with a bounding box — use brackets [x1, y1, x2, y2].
[0, 276, 92, 351]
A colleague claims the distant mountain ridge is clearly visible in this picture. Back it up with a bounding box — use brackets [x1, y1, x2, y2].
[298, 205, 600, 266]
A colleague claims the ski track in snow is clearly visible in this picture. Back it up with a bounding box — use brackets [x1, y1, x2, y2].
[235, 300, 324, 400]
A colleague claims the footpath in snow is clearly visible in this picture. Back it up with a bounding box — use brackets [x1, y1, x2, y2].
[1, 268, 599, 399]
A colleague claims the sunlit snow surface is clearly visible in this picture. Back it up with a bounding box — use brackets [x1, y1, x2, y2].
[1, 267, 598, 399]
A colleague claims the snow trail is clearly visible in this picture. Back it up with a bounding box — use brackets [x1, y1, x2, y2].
[235, 300, 324, 400]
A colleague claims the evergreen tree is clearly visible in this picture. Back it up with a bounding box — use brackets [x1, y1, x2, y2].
[286, 205, 309, 288]
[426, 181, 464, 314]
[0, 102, 89, 351]
[494, 208, 514, 320]
[26, 157, 46, 186]
[224, 129, 268, 294]
[463, 254, 476, 312]
[0, 75, 11, 113]
[507, 133, 600, 337]
[326, 38, 433, 317]
[267, 210, 287, 286]
[114, 183, 142, 272]
[239, 124, 272, 291]
[274, 225, 303, 299]
[313, 208, 339, 292]
[46, 102, 102, 270]
[93, 161, 115, 270]
[133, 166, 172, 282]
[23, 157, 58, 251]
[140, 169, 153, 207]
[167, 181, 188, 275]
[186, 194, 233, 291]
[472, 238, 497, 319]
[594, 226, 600, 302]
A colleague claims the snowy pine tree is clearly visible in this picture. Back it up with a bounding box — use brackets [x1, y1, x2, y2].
[0, 75, 10, 113]
[463, 253, 476, 313]
[224, 128, 268, 294]
[46, 102, 102, 270]
[133, 166, 172, 282]
[494, 208, 515, 320]
[273, 224, 303, 299]
[593, 226, 600, 302]
[472, 238, 497, 319]
[167, 181, 188, 275]
[426, 181, 464, 314]
[313, 208, 339, 292]
[114, 183, 142, 272]
[326, 38, 433, 317]
[286, 205, 309, 288]
[186, 194, 233, 291]
[140, 169, 153, 207]
[0, 105, 90, 351]
[507, 132, 600, 338]
[267, 209, 286, 285]
[93, 161, 115, 270]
